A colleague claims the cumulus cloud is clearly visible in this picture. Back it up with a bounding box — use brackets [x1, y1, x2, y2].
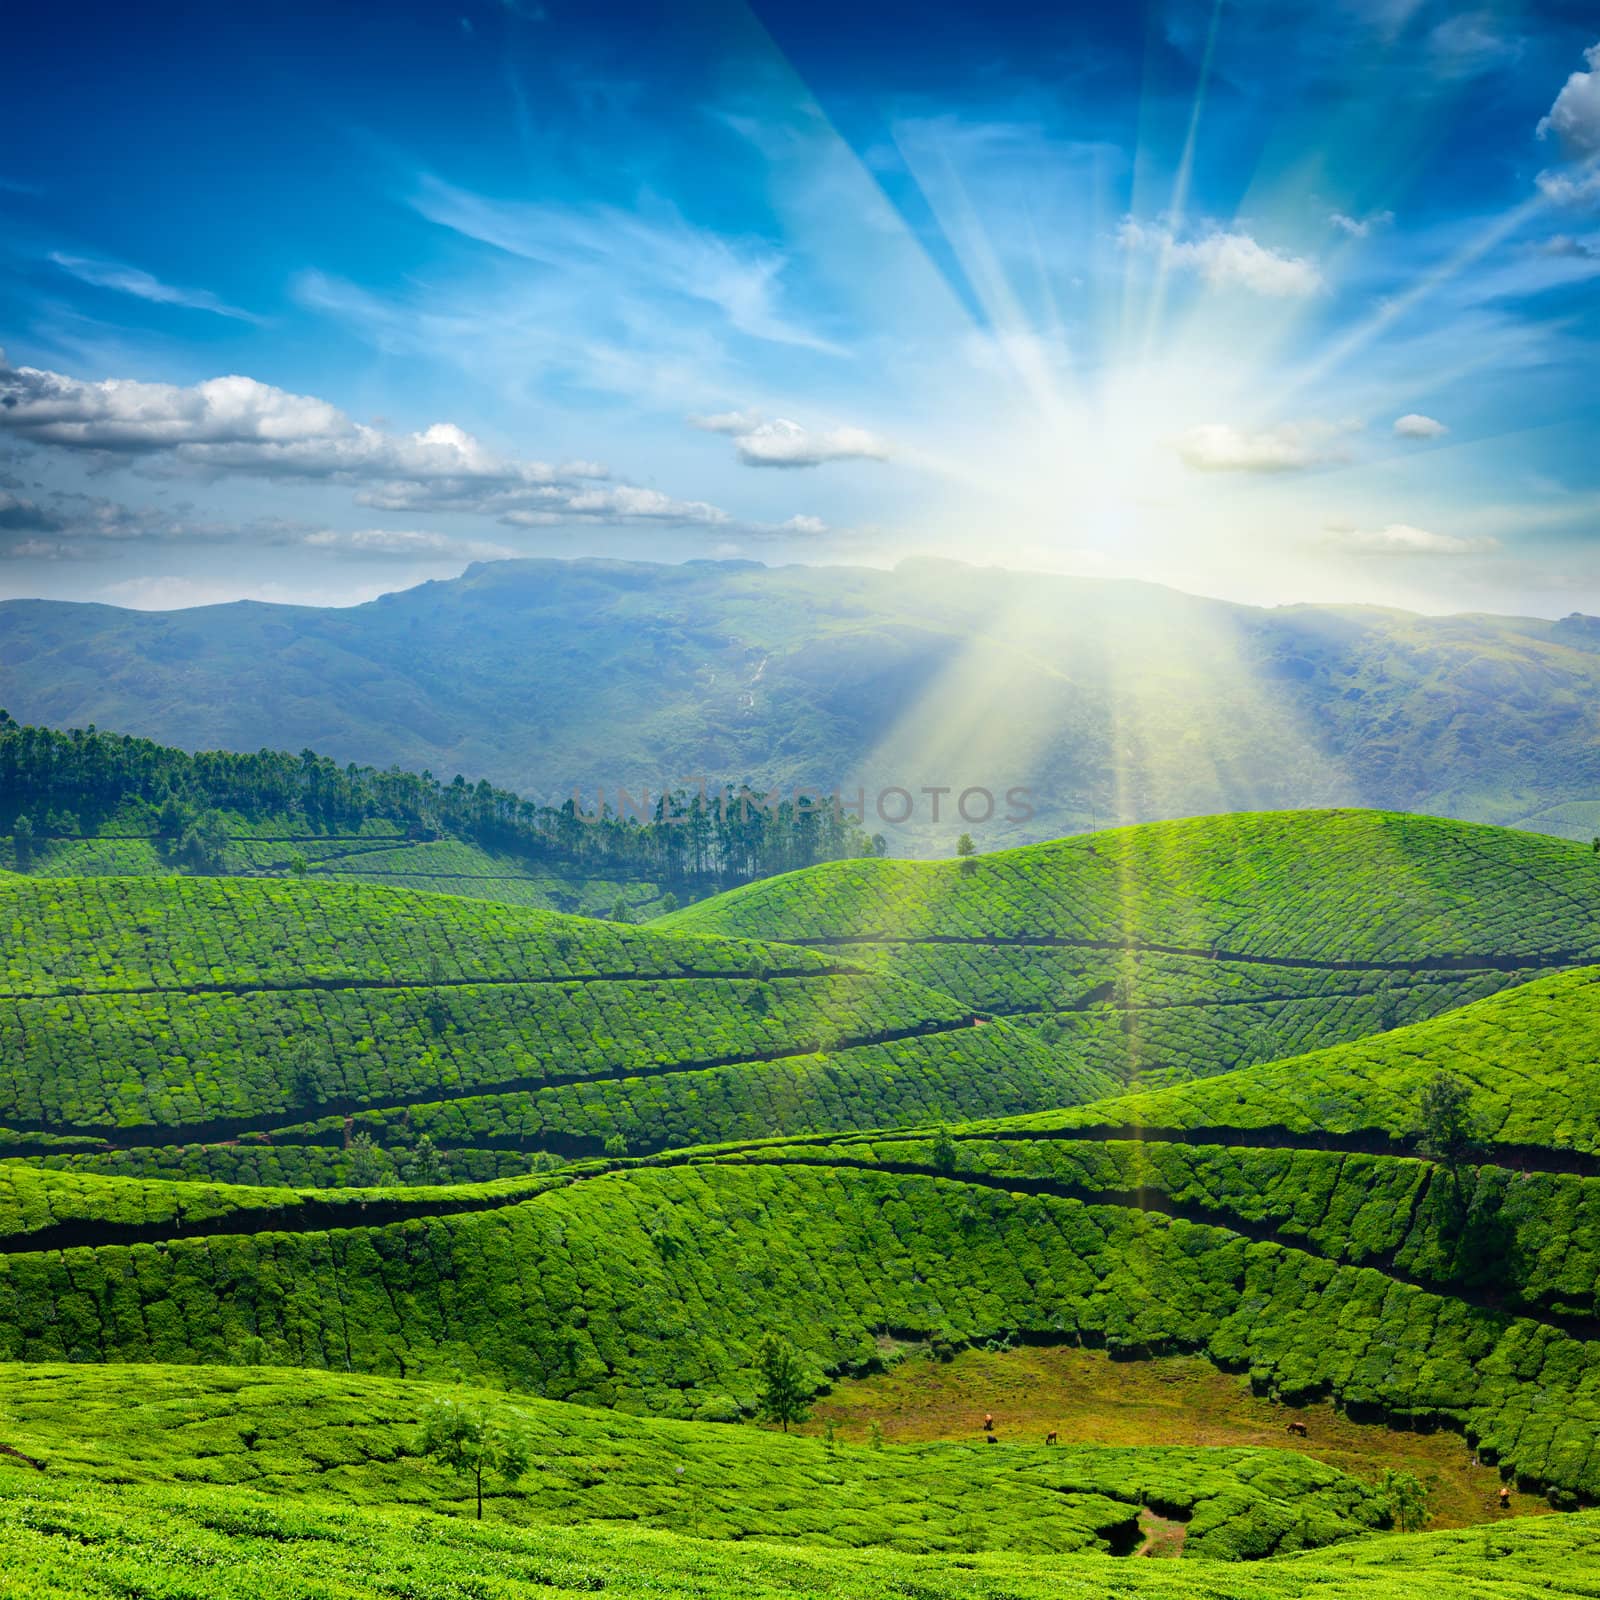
[0, 352, 738, 531]
[1329, 210, 1394, 238]
[1539, 43, 1600, 156]
[1536, 42, 1600, 207]
[1172, 420, 1353, 472]
[1393, 413, 1449, 438]
[689, 408, 888, 468]
[47, 253, 258, 322]
[733, 417, 888, 468]
[1119, 220, 1324, 297]
[0, 485, 204, 548]
[1321, 522, 1496, 557]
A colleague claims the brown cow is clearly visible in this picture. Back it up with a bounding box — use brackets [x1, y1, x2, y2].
[1044, 1430, 1058, 1446]
[1285, 1420, 1308, 1438]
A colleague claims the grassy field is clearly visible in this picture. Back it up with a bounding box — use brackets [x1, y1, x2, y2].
[807, 1344, 1552, 1528]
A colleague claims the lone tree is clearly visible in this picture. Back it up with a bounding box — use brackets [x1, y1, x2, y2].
[956, 833, 976, 858]
[755, 1332, 812, 1433]
[418, 1397, 531, 1520]
[930, 1127, 959, 1174]
[1417, 1071, 1479, 1168]
[1379, 1468, 1431, 1533]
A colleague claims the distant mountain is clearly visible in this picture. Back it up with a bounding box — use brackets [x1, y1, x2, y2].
[2, 556, 1598, 849]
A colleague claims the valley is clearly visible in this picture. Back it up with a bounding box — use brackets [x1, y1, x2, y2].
[2, 748, 1600, 1594]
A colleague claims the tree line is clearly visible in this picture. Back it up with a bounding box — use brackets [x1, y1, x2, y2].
[0, 714, 885, 885]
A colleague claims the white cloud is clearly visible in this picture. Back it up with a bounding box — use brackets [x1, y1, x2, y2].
[300, 528, 519, 561]
[1172, 420, 1353, 472]
[1320, 522, 1496, 556]
[1393, 413, 1448, 438]
[1119, 220, 1324, 297]
[1536, 165, 1600, 208]
[0, 353, 738, 531]
[47, 253, 258, 322]
[1538, 43, 1600, 157]
[689, 408, 887, 469]
[1536, 43, 1600, 208]
[775, 514, 828, 535]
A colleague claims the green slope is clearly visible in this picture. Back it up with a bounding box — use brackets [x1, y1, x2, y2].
[4, 1472, 1598, 1599]
[0, 1364, 1389, 1560]
[664, 809, 1600, 1086]
[0, 873, 1110, 1163]
[1033, 964, 1600, 1160]
[3, 1127, 1598, 1501]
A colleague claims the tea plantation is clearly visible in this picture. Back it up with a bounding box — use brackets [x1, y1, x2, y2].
[664, 809, 1600, 1085]
[0, 872, 1110, 1160]
[4, 807, 1600, 1595]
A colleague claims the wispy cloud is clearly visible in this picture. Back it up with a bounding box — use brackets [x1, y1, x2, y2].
[1172, 420, 1354, 472]
[1329, 210, 1394, 238]
[410, 176, 843, 354]
[1319, 521, 1497, 557]
[300, 528, 518, 560]
[47, 253, 259, 322]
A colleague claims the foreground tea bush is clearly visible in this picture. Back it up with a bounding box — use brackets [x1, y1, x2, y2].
[1036, 965, 1600, 1157]
[0, 1364, 1389, 1560]
[0, 1467, 1598, 1599]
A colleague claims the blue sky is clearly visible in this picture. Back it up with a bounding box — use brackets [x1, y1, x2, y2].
[1, 0, 1597, 615]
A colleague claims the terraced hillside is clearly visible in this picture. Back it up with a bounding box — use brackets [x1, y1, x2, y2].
[1005, 964, 1600, 1165]
[7, 1469, 1600, 1599]
[0, 1365, 1392, 1560]
[3, 975, 1600, 1505]
[0, 872, 1106, 1179]
[664, 809, 1600, 1086]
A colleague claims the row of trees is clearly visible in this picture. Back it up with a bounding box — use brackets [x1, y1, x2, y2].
[0, 716, 885, 885]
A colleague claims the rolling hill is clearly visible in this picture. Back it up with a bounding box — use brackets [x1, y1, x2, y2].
[2, 557, 1599, 850]
[665, 808, 1600, 1085]
[5, 807, 1600, 1595]
[0, 871, 1108, 1178]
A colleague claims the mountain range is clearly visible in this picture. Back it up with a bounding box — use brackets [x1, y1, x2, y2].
[3, 556, 1599, 849]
